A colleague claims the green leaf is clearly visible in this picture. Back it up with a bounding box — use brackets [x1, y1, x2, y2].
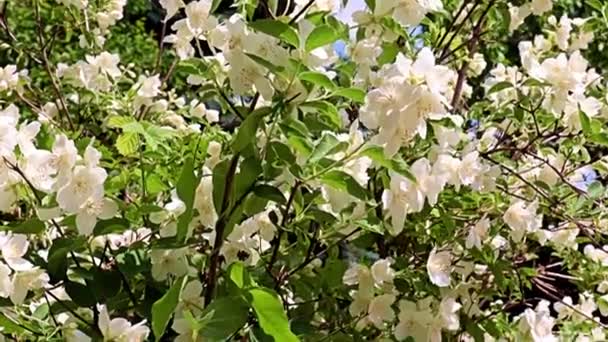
[200, 296, 250, 340]
[586, 0, 603, 12]
[587, 181, 604, 199]
[249, 19, 299, 47]
[305, 25, 339, 51]
[486, 81, 513, 95]
[93, 218, 130, 236]
[580, 111, 592, 135]
[299, 71, 336, 90]
[116, 132, 140, 156]
[64, 281, 96, 307]
[0, 312, 30, 335]
[320, 170, 368, 201]
[248, 288, 299, 342]
[360, 145, 415, 181]
[211, 0, 224, 13]
[176, 58, 209, 76]
[107, 115, 136, 129]
[47, 237, 86, 283]
[232, 107, 272, 153]
[152, 276, 187, 341]
[176, 157, 199, 241]
[245, 53, 286, 75]
[308, 133, 343, 163]
[1, 218, 45, 234]
[590, 132, 608, 146]
[333, 87, 365, 103]
[253, 185, 286, 205]
[521, 78, 549, 88]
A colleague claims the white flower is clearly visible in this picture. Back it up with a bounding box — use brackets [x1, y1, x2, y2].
[439, 297, 461, 331]
[518, 300, 557, 342]
[0, 262, 12, 298]
[503, 200, 542, 241]
[86, 52, 121, 79]
[17, 121, 41, 156]
[382, 0, 443, 27]
[469, 53, 487, 77]
[75, 196, 118, 236]
[194, 169, 217, 227]
[98, 304, 150, 342]
[0, 184, 16, 213]
[177, 280, 204, 315]
[160, 0, 185, 21]
[382, 172, 418, 235]
[509, 4, 531, 32]
[366, 294, 396, 329]
[190, 101, 219, 123]
[57, 146, 108, 213]
[185, 0, 218, 36]
[394, 299, 435, 341]
[371, 259, 395, 287]
[0, 65, 19, 91]
[172, 317, 203, 342]
[136, 75, 161, 98]
[150, 248, 189, 281]
[427, 248, 451, 287]
[0, 120, 18, 157]
[205, 142, 222, 169]
[530, 0, 552, 15]
[227, 51, 273, 100]
[10, 267, 49, 305]
[0, 234, 33, 271]
[466, 218, 490, 249]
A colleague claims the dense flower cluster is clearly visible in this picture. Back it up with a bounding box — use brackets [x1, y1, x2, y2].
[1, 0, 608, 341]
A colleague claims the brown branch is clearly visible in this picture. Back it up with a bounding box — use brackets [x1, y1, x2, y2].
[34, 0, 75, 130]
[204, 153, 240, 306]
[450, 1, 495, 111]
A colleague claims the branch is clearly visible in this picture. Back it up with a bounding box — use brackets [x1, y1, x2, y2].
[34, 0, 75, 130]
[204, 153, 240, 306]
[450, 1, 495, 111]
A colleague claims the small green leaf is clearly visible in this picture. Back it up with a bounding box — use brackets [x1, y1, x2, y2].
[253, 185, 286, 205]
[152, 276, 186, 341]
[116, 132, 140, 156]
[1, 218, 46, 234]
[308, 133, 342, 163]
[232, 107, 272, 153]
[299, 71, 336, 90]
[486, 81, 513, 95]
[176, 58, 209, 76]
[590, 132, 608, 146]
[176, 157, 199, 241]
[305, 25, 339, 51]
[580, 111, 592, 135]
[245, 53, 286, 75]
[47, 237, 86, 283]
[360, 145, 416, 181]
[248, 288, 299, 342]
[249, 19, 299, 47]
[107, 115, 136, 129]
[64, 281, 96, 307]
[211, 0, 224, 12]
[93, 218, 130, 236]
[320, 170, 368, 201]
[587, 181, 604, 199]
[521, 78, 549, 88]
[200, 296, 250, 340]
[333, 87, 365, 103]
[0, 312, 31, 335]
